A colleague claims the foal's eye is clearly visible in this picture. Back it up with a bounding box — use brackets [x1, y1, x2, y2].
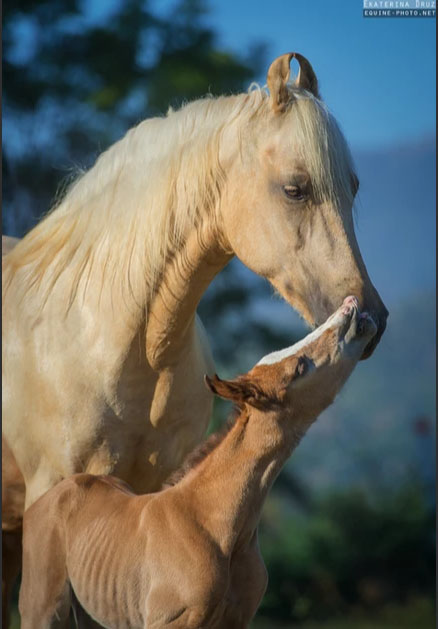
[283, 185, 305, 201]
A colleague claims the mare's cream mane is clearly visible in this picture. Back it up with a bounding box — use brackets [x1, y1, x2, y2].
[3, 84, 355, 318]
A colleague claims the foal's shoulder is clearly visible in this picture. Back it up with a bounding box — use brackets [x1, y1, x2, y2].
[25, 474, 138, 528]
[23, 474, 90, 525]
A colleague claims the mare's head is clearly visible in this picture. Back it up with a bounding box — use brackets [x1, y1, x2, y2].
[205, 296, 376, 424]
[219, 53, 387, 358]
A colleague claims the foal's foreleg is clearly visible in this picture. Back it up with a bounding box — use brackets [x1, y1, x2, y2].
[19, 517, 71, 628]
[224, 532, 268, 628]
[20, 580, 71, 629]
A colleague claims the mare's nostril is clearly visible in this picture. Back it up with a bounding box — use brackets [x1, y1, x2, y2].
[343, 295, 359, 308]
[341, 296, 359, 318]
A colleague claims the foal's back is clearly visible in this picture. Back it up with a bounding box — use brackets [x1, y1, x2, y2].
[20, 472, 238, 628]
[20, 474, 151, 628]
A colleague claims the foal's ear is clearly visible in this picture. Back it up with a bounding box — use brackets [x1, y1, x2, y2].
[204, 374, 268, 409]
[267, 52, 319, 113]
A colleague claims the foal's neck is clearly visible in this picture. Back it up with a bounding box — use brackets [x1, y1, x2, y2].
[184, 407, 304, 553]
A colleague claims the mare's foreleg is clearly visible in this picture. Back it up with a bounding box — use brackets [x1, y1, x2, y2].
[2, 434, 26, 628]
[2, 527, 22, 628]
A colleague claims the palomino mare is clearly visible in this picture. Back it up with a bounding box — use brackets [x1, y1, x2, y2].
[2, 435, 25, 629]
[19, 298, 376, 628]
[3, 53, 387, 507]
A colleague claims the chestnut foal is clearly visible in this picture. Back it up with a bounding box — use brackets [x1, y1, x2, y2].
[19, 297, 376, 629]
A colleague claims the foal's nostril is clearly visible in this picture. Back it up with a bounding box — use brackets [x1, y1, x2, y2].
[357, 312, 370, 335]
[361, 313, 386, 359]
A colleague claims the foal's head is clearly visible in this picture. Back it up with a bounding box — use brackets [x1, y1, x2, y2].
[219, 53, 387, 358]
[206, 296, 376, 426]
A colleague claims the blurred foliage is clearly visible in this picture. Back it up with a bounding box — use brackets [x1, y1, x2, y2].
[3, 0, 265, 236]
[256, 484, 435, 626]
[252, 596, 435, 628]
[198, 259, 302, 369]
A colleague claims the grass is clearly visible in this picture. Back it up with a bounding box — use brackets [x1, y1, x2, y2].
[252, 597, 435, 628]
[9, 596, 435, 628]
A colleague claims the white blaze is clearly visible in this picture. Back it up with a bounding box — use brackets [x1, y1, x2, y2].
[257, 308, 347, 366]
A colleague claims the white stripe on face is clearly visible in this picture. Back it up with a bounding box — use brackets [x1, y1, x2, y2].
[256, 307, 347, 367]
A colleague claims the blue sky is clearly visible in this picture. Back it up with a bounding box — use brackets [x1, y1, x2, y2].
[204, 0, 436, 149]
[150, 0, 436, 150]
[17, 0, 436, 150]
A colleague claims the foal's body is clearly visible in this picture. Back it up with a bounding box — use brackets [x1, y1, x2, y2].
[21, 468, 265, 628]
[20, 298, 376, 628]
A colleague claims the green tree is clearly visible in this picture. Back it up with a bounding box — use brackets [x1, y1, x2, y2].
[3, 0, 265, 235]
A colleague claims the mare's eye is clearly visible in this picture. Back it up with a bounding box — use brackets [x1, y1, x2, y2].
[283, 185, 305, 201]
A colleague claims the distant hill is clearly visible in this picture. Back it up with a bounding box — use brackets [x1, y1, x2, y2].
[353, 135, 436, 306]
[290, 290, 436, 492]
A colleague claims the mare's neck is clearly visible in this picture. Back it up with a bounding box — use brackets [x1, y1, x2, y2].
[145, 220, 232, 370]
[183, 408, 306, 553]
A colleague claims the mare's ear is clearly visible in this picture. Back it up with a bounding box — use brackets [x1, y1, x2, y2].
[267, 52, 319, 113]
[204, 374, 268, 409]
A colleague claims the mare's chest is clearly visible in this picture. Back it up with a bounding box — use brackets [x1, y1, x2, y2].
[87, 320, 215, 492]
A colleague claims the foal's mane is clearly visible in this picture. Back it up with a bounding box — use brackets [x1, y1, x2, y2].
[162, 408, 245, 488]
[4, 83, 355, 317]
